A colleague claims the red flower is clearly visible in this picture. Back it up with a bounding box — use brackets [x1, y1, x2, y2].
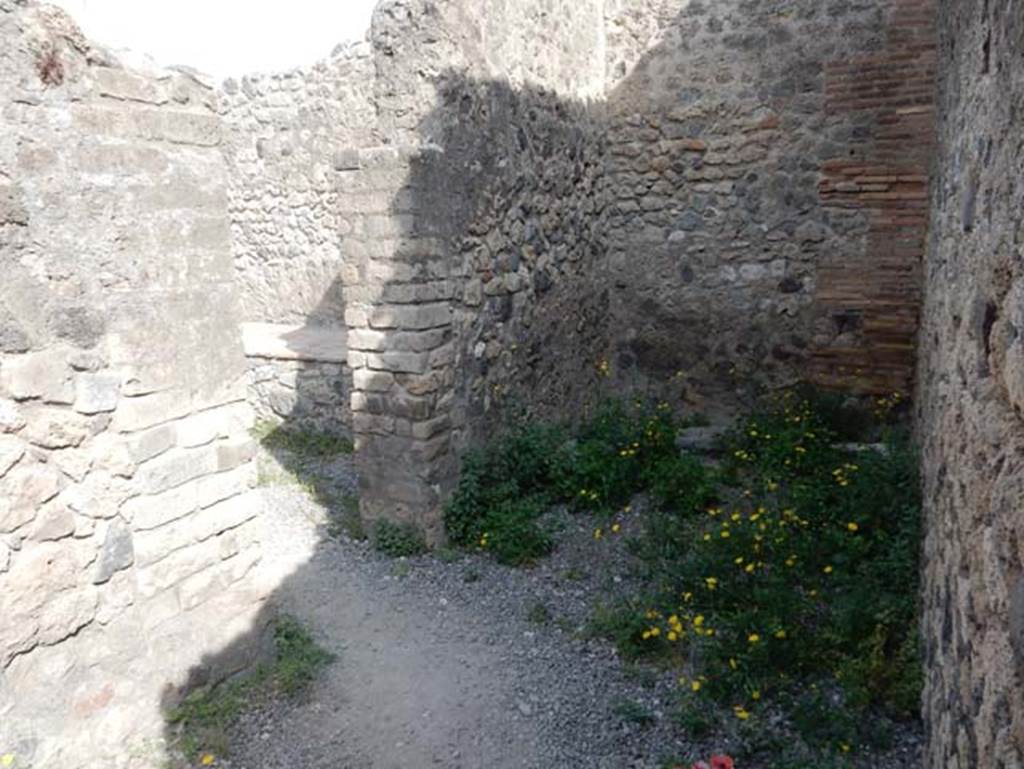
[710, 756, 734, 769]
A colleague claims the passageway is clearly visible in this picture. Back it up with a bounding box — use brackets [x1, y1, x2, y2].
[229, 450, 692, 769]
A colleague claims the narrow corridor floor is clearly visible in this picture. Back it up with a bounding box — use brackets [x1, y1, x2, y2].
[223, 478, 690, 769]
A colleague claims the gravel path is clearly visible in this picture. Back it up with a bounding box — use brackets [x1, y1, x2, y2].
[219, 445, 922, 769]
[226, 447, 691, 769]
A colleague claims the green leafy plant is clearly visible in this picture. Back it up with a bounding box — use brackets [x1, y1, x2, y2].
[613, 698, 656, 727]
[373, 520, 427, 557]
[252, 420, 353, 457]
[526, 600, 552, 624]
[444, 399, 707, 565]
[326, 493, 366, 541]
[606, 391, 921, 761]
[167, 615, 334, 761]
[444, 388, 920, 764]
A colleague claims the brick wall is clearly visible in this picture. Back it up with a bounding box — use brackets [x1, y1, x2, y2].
[811, 0, 937, 393]
[602, 0, 937, 404]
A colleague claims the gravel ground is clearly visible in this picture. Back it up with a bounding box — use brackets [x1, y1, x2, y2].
[216, 445, 922, 769]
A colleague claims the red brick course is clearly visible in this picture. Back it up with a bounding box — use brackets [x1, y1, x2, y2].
[809, 0, 937, 394]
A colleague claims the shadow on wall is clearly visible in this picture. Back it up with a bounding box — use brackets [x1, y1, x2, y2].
[342, 71, 612, 547]
[155, 63, 615, 762]
[157, 0, 932, 759]
[156, 294, 355, 756]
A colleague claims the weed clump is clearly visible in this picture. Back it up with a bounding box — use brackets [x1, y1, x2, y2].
[444, 401, 709, 565]
[252, 421, 353, 457]
[373, 519, 428, 557]
[617, 392, 921, 763]
[167, 615, 334, 762]
[446, 389, 921, 765]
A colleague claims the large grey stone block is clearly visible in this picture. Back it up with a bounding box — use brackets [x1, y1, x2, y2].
[73, 372, 121, 414]
[0, 435, 26, 477]
[0, 350, 74, 403]
[133, 445, 219, 495]
[0, 461, 64, 533]
[368, 303, 452, 331]
[93, 518, 134, 584]
[0, 398, 25, 433]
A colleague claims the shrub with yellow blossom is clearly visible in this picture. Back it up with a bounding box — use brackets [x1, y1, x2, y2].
[619, 391, 921, 763]
[444, 400, 709, 564]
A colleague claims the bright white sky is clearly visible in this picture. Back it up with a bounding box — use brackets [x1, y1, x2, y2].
[50, 0, 379, 78]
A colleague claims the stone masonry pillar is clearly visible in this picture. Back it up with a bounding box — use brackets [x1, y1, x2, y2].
[336, 145, 458, 544]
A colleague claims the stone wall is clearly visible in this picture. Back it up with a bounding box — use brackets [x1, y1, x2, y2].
[219, 44, 376, 441]
[295, 0, 940, 538]
[0, 4, 271, 765]
[331, 0, 613, 540]
[0, 0, 975, 762]
[442, 79, 610, 446]
[601, 0, 935, 403]
[400, 0, 611, 446]
[221, 43, 376, 326]
[240, 323, 350, 435]
[917, 1, 1024, 766]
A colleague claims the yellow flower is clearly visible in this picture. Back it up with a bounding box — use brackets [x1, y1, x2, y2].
[691, 680, 702, 692]
[734, 706, 751, 720]
[721, 530, 731, 539]
[774, 629, 787, 640]
[668, 631, 678, 642]
[847, 522, 859, 532]
[650, 626, 661, 637]
[682, 591, 693, 602]
[624, 505, 632, 513]
[744, 563, 755, 574]
[693, 614, 705, 627]
[594, 528, 603, 540]
[823, 565, 834, 574]
[729, 657, 738, 670]
[611, 523, 621, 533]
[703, 533, 712, 542]
[751, 690, 761, 700]
[201, 755, 216, 766]
[705, 577, 718, 590]
[840, 743, 851, 753]
[734, 556, 744, 565]
[748, 633, 760, 644]
[642, 630, 651, 640]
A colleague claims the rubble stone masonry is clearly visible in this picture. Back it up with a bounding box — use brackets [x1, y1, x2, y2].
[917, 1, 1024, 766]
[8, 0, 1010, 765]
